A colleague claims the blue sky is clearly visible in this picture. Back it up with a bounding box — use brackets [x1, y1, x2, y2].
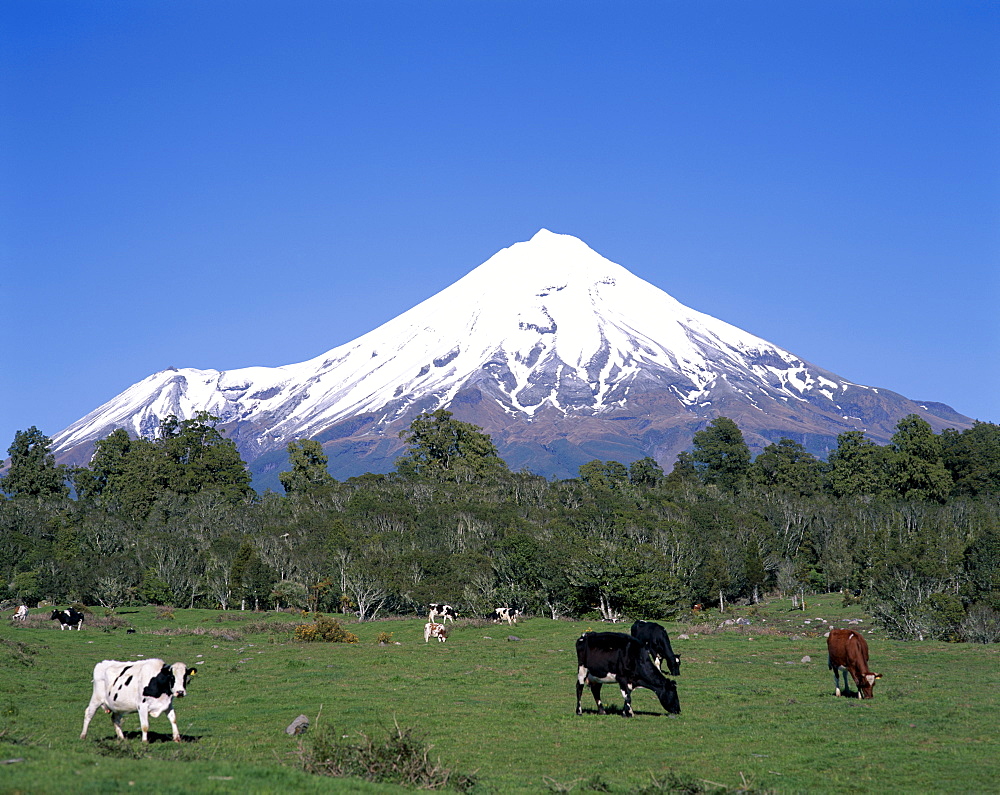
[3, 1, 998, 454]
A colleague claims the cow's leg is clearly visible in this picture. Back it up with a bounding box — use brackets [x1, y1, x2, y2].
[81, 697, 101, 739]
[111, 712, 126, 741]
[576, 666, 589, 714]
[167, 707, 181, 742]
[619, 679, 634, 717]
[137, 703, 150, 743]
[589, 683, 605, 714]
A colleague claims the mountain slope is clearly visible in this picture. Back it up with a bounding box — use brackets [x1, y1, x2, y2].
[52, 229, 972, 484]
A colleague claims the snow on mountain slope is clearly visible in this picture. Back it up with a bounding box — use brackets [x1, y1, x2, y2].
[51, 229, 970, 475]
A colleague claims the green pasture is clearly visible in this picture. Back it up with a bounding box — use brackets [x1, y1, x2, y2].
[1, 595, 997, 793]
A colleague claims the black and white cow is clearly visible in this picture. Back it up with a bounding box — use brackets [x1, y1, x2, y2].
[630, 620, 681, 676]
[428, 603, 456, 624]
[492, 607, 521, 625]
[81, 658, 197, 743]
[576, 631, 680, 717]
[51, 608, 85, 630]
[12, 605, 28, 622]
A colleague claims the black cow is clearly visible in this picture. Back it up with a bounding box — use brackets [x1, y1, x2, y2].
[50, 608, 85, 630]
[575, 632, 680, 717]
[630, 620, 681, 676]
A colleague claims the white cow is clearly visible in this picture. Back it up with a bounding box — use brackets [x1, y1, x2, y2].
[81, 658, 197, 743]
[424, 622, 447, 642]
[12, 605, 28, 622]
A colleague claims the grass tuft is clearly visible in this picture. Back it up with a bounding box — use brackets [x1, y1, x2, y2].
[0, 637, 37, 667]
[635, 770, 772, 794]
[299, 719, 478, 791]
[94, 738, 149, 759]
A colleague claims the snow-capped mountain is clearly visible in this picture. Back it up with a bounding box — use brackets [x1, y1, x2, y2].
[52, 229, 972, 483]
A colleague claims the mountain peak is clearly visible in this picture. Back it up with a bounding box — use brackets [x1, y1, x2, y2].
[51, 230, 972, 484]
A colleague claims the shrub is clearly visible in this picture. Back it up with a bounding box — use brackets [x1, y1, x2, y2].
[376, 631, 393, 645]
[299, 722, 477, 791]
[294, 624, 320, 642]
[156, 606, 176, 621]
[294, 616, 359, 643]
[960, 605, 1000, 644]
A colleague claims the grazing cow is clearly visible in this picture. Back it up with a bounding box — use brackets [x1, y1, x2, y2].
[493, 607, 521, 625]
[12, 605, 28, 622]
[424, 622, 447, 642]
[827, 628, 882, 699]
[428, 603, 457, 624]
[81, 658, 197, 743]
[51, 608, 85, 630]
[576, 632, 680, 717]
[630, 620, 681, 676]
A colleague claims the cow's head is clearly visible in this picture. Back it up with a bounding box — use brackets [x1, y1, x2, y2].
[666, 654, 681, 677]
[50, 610, 62, 621]
[169, 662, 197, 698]
[656, 677, 681, 715]
[859, 671, 882, 699]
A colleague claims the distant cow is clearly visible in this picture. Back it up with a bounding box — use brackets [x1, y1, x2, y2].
[51, 608, 84, 630]
[428, 603, 456, 624]
[12, 605, 28, 622]
[630, 620, 681, 676]
[493, 607, 521, 625]
[81, 658, 197, 743]
[827, 628, 882, 699]
[424, 622, 447, 643]
[576, 632, 680, 717]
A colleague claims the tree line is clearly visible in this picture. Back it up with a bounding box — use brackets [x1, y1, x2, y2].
[1, 409, 998, 642]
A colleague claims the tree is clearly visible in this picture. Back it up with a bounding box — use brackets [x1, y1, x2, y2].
[749, 438, 822, 495]
[887, 414, 952, 502]
[663, 450, 699, 490]
[826, 431, 888, 498]
[279, 439, 335, 495]
[158, 413, 252, 501]
[77, 430, 167, 520]
[941, 422, 1000, 497]
[396, 409, 509, 482]
[578, 460, 629, 489]
[629, 457, 665, 487]
[691, 417, 751, 492]
[1, 427, 68, 499]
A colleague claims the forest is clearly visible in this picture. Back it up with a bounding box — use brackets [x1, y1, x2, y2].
[1, 409, 998, 643]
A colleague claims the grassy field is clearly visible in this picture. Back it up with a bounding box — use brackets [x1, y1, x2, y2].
[1, 594, 997, 793]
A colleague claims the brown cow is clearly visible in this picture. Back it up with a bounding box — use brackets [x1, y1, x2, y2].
[827, 628, 882, 699]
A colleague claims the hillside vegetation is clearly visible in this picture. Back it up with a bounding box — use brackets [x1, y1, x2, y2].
[2, 412, 998, 645]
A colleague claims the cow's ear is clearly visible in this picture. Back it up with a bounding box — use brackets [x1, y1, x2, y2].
[874, 673, 883, 680]
[187, 666, 198, 677]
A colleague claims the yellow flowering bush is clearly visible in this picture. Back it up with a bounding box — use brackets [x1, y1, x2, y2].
[294, 615, 359, 643]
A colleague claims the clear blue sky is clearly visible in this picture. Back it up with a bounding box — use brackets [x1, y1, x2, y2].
[3, 1, 998, 453]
